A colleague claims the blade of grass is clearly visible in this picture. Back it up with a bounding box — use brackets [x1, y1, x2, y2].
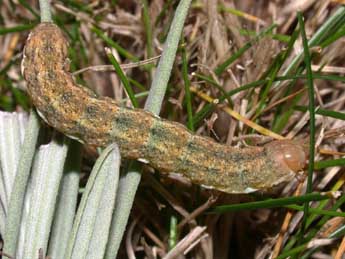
[300, 222, 345, 259]
[181, 37, 194, 131]
[67, 24, 88, 85]
[276, 243, 314, 259]
[282, 175, 345, 253]
[272, 67, 305, 133]
[128, 78, 147, 92]
[169, 215, 178, 250]
[308, 175, 345, 230]
[0, 24, 36, 35]
[218, 4, 265, 24]
[238, 28, 291, 43]
[253, 58, 283, 119]
[294, 105, 345, 120]
[211, 192, 337, 213]
[279, 6, 345, 80]
[190, 86, 285, 139]
[63, 1, 92, 13]
[254, 25, 300, 121]
[120, 91, 149, 104]
[297, 12, 316, 240]
[19, 0, 40, 19]
[91, 27, 139, 62]
[192, 72, 345, 127]
[214, 23, 276, 76]
[141, 0, 153, 59]
[320, 24, 345, 48]
[282, 193, 345, 258]
[193, 73, 233, 106]
[314, 158, 345, 170]
[284, 205, 345, 217]
[192, 78, 268, 126]
[154, 0, 175, 26]
[106, 49, 139, 108]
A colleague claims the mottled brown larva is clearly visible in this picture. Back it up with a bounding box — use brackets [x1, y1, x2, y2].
[22, 23, 307, 194]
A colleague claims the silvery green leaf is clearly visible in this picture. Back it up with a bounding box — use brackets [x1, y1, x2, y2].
[47, 142, 81, 259]
[19, 138, 68, 259]
[65, 144, 120, 259]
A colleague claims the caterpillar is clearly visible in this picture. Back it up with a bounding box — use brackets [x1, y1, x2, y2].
[22, 23, 307, 194]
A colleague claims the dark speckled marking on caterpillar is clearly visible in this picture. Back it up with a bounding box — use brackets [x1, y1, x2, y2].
[22, 23, 307, 194]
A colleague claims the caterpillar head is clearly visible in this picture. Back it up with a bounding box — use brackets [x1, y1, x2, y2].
[265, 140, 308, 173]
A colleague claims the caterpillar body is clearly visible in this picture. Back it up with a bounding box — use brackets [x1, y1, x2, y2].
[22, 23, 307, 194]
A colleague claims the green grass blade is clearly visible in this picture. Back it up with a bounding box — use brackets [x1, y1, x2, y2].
[181, 37, 194, 131]
[282, 185, 345, 253]
[193, 73, 233, 106]
[297, 12, 316, 238]
[272, 83, 304, 133]
[294, 105, 345, 120]
[314, 158, 345, 170]
[169, 215, 178, 250]
[238, 28, 291, 43]
[320, 24, 345, 48]
[280, 6, 345, 79]
[19, 0, 40, 19]
[211, 192, 334, 213]
[257, 25, 299, 125]
[284, 205, 345, 217]
[214, 24, 276, 76]
[91, 27, 139, 62]
[192, 72, 345, 127]
[106, 50, 139, 108]
[0, 24, 36, 35]
[141, 0, 153, 59]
